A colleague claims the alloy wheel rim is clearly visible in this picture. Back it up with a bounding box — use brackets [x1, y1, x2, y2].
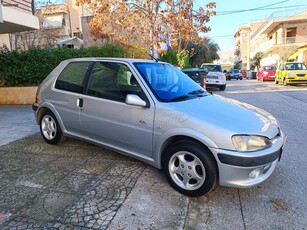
[168, 151, 206, 190]
[41, 115, 57, 140]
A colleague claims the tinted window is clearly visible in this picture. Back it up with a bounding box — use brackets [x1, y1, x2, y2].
[202, 64, 222, 72]
[87, 62, 143, 102]
[182, 71, 205, 86]
[55, 62, 92, 93]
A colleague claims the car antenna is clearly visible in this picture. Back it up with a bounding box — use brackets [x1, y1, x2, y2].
[147, 52, 159, 62]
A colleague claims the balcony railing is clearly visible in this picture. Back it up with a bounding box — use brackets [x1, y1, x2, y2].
[250, 35, 307, 57]
[1, 0, 35, 15]
[251, 8, 307, 40]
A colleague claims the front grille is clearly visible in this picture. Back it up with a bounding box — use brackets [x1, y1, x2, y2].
[206, 76, 219, 79]
[297, 74, 306, 77]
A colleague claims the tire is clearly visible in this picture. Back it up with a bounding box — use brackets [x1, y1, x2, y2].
[283, 78, 288, 86]
[220, 85, 226, 91]
[162, 140, 217, 196]
[40, 110, 63, 144]
[275, 79, 279, 84]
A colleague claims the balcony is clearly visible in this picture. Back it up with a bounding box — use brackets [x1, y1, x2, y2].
[250, 36, 307, 57]
[251, 8, 307, 41]
[0, 0, 39, 34]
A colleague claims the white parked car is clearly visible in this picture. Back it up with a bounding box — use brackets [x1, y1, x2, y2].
[33, 58, 286, 196]
[201, 63, 227, 90]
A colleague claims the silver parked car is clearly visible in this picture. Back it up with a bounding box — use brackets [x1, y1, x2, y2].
[32, 58, 286, 196]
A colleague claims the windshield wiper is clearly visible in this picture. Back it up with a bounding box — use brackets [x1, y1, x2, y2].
[188, 89, 205, 95]
[166, 94, 190, 102]
[188, 90, 207, 97]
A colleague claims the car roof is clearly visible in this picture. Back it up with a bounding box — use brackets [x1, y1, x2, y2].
[182, 68, 207, 72]
[62, 57, 166, 65]
[202, 63, 221, 65]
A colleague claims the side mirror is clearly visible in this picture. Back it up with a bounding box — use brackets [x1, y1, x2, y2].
[126, 94, 147, 107]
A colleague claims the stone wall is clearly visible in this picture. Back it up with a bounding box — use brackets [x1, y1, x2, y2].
[0, 87, 37, 104]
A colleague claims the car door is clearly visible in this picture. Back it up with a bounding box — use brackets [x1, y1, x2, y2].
[53, 61, 93, 134]
[80, 61, 155, 157]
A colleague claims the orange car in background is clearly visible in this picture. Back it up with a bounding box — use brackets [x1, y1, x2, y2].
[257, 65, 276, 81]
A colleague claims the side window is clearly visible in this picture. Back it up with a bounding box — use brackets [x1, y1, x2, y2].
[87, 62, 143, 102]
[55, 62, 92, 93]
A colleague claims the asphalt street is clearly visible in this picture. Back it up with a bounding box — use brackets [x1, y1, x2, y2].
[0, 80, 306, 229]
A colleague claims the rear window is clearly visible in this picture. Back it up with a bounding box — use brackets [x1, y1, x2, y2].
[202, 64, 222, 72]
[183, 71, 205, 83]
[55, 62, 92, 93]
[264, 66, 276, 71]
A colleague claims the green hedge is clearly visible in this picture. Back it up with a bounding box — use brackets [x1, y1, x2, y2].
[0, 44, 127, 87]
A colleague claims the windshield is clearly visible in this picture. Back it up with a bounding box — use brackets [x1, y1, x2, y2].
[202, 64, 222, 72]
[285, 63, 307, 70]
[134, 63, 207, 102]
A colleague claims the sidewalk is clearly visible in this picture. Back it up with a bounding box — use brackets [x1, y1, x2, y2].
[0, 105, 39, 146]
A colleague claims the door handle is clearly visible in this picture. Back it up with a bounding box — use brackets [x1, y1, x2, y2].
[77, 98, 83, 108]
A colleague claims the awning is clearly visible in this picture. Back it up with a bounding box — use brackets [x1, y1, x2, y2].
[288, 47, 307, 61]
[56, 37, 83, 45]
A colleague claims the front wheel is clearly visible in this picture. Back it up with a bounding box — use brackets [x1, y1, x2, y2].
[162, 140, 217, 196]
[40, 110, 63, 144]
[220, 85, 226, 91]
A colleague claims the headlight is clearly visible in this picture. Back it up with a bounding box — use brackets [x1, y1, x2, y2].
[232, 135, 272, 152]
[288, 73, 295, 77]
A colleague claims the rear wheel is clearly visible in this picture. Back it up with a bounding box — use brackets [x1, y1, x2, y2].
[40, 110, 63, 144]
[162, 140, 217, 196]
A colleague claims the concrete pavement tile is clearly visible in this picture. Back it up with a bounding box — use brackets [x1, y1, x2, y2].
[109, 167, 188, 230]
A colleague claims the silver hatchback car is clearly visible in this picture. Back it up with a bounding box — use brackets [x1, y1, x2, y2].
[32, 58, 286, 196]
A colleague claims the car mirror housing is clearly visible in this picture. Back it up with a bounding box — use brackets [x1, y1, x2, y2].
[126, 94, 147, 107]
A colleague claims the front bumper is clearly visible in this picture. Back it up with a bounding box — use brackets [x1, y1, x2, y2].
[209, 131, 286, 188]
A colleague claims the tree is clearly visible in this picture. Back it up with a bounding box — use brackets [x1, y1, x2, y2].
[185, 38, 219, 67]
[250, 52, 263, 70]
[273, 45, 297, 62]
[76, 0, 216, 56]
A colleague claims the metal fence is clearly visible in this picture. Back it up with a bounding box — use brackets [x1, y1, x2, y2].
[1, 0, 35, 15]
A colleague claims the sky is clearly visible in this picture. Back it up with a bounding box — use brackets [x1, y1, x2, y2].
[196, 0, 307, 51]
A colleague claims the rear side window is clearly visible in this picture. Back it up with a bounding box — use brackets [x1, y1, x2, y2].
[55, 62, 92, 93]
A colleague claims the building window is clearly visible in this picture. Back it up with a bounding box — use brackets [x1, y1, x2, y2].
[43, 14, 64, 29]
[286, 27, 297, 43]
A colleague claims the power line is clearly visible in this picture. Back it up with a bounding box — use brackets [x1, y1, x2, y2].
[216, 0, 290, 15]
[216, 1, 307, 16]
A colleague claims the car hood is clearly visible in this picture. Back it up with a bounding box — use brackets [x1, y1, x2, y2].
[207, 71, 224, 77]
[171, 94, 279, 139]
[287, 70, 307, 75]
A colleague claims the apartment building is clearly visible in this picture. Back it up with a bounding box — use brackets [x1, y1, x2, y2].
[0, 0, 39, 47]
[234, 8, 307, 69]
[0, 0, 84, 50]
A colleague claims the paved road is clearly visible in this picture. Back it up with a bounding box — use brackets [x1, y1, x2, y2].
[0, 80, 306, 229]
